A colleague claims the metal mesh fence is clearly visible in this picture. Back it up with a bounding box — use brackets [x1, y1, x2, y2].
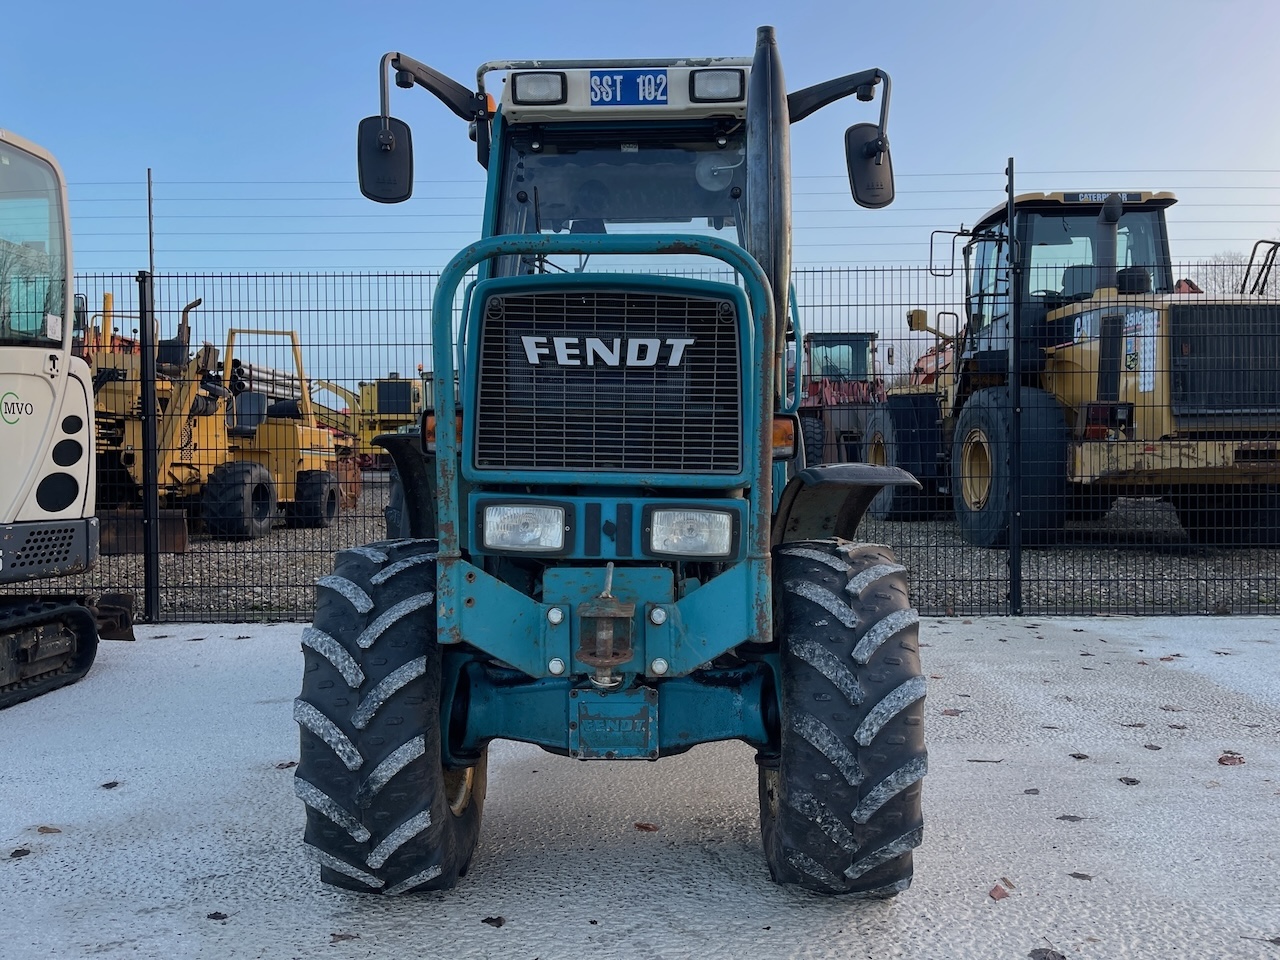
[44, 272, 436, 621]
[796, 257, 1280, 618]
[8, 263, 1277, 621]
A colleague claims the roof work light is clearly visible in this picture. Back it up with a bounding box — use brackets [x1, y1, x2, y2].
[510, 72, 567, 105]
[690, 69, 745, 102]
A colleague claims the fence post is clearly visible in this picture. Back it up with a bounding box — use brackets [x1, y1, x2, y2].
[1005, 159, 1023, 615]
[136, 270, 162, 622]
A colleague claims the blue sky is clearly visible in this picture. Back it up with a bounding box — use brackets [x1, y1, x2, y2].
[7, 0, 1280, 272]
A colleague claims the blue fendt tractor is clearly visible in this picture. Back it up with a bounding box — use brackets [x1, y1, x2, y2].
[295, 26, 927, 898]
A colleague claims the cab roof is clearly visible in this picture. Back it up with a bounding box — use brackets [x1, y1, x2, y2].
[478, 57, 753, 124]
[973, 191, 1178, 232]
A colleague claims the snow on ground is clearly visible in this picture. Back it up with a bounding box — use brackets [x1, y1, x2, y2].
[1, 616, 1278, 960]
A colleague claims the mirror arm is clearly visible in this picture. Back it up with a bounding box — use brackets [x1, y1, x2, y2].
[380, 52, 487, 123]
[378, 52, 397, 124]
[787, 68, 890, 141]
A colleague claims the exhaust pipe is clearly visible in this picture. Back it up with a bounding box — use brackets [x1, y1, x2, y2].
[1095, 193, 1123, 293]
[745, 25, 791, 398]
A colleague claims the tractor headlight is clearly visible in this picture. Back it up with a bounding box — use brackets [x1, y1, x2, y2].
[690, 69, 745, 103]
[482, 504, 566, 551]
[647, 508, 734, 557]
[510, 72, 567, 105]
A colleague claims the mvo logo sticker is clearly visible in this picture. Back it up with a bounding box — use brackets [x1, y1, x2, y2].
[1, 392, 35, 425]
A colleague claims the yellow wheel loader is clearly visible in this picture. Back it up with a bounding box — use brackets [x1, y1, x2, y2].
[881, 191, 1280, 546]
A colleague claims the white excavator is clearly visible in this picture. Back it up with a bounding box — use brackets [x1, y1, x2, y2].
[0, 129, 128, 709]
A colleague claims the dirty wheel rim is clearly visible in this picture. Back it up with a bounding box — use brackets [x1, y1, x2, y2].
[251, 482, 273, 521]
[868, 432, 888, 468]
[761, 766, 780, 817]
[960, 428, 992, 510]
[444, 766, 475, 817]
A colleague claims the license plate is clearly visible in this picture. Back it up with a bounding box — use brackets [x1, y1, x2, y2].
[589, 69, 668, 106]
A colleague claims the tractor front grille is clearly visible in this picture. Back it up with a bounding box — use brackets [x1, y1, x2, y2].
[1169, 302, 1280, 418]
[474, 288, 742, 475]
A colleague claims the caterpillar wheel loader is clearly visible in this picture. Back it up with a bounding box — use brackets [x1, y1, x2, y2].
[0, 130, 133, 710]
[294, 27, 928, 899]
[870, 190, 1280, 546]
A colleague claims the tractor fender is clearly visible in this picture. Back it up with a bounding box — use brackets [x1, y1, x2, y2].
[771, 463, 920, 546]
[374, 432, 438, 539]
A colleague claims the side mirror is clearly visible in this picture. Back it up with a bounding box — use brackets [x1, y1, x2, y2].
[886, 344, 895, 366]
[906, 308, 927, 333]
[845, 122, 894, 210]
[358, 116, 414, 204]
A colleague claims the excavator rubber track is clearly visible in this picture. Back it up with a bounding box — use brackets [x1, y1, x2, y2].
[0, 598, 100, 710]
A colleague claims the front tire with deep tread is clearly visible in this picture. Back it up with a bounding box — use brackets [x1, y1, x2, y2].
[202, 460, 276, 540]
[760, 539, 927, 897]
[295, 538, 487, 894]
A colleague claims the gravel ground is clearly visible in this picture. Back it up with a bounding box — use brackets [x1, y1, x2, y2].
[20, 473, 398, 622]
[2, 616, 1277, 959]
[12, 481, 1280, 620]
[858, 497, 1280, 616]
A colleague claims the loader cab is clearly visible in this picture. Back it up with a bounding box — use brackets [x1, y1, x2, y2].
[803, 331, 877, 381]
[960, 192, 1176, 376]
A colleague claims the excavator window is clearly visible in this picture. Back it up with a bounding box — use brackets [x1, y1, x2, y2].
[0, 145, 65, 347]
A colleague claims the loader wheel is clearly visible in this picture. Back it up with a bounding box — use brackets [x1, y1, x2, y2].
[290, 470, 339, 529]
[295, 539, 487, 894]
[759, 539, 926, 897]
[951, 387, 1068, 547]
[801, 415, 826, 466]
[864, 406, 930, 521]
[202, 460, 276, 540]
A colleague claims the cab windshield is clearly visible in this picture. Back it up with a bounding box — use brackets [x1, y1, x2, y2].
[0, 142, 66, 347]
[493, 121, 746, 276]
[1024, 208, 1173, 297]
[807, 336, 874, 380]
